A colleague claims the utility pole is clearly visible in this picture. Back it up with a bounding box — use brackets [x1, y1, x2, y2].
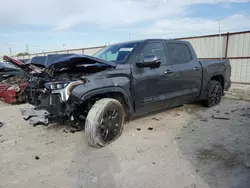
[129, 32, 131, 40]
[26, 44, 29, 53]
[9, 47, 12, 56]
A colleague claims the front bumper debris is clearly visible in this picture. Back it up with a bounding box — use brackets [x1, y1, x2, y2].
[20, 108, 51, 126]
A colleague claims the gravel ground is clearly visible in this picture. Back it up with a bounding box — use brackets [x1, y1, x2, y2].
[1, 85, 250, 188]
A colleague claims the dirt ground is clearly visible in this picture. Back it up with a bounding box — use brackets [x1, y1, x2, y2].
[1, 84, 250, 188]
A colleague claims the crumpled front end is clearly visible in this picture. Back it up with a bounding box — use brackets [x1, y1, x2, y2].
[22, 77, 85, 126]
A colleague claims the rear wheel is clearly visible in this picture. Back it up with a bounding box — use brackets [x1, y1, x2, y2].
[85, 98, 125, 148]
[203, 80, 222, 107]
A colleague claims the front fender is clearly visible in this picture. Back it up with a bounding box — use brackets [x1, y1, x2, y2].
[71, 85, 134, 113]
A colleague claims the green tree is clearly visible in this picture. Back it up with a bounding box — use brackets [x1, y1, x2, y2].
[16, 52, 29, 56]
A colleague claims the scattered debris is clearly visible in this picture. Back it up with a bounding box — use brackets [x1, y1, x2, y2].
[69, 129, 81, 134]
[192, 129, 195, 132]
[148, 127, 153, 131]
[201, 119, 208, 122]
[136, 145, 150, 153]
[175, 136, 181, 140]
[152, 117, 160, 121]
[240, 114, 250, 117]
[174, 113, 180, 117]
[225, 112, 229, 115]
[152, 162, 156, 164]
[92, 177, 98, 183]
[46, 141, 55, 145]
[0, 139, 6, 143]
[191, 184, 197, 188]
[136, 128, 141, 131]
[245, 162, 250, 168]
[184, 183, 197, 188]
[35, 156, 40, 160]
[0, 122, 3, 128]
[63, 129, 68, 133]
[231, 108, 239, 113]
[212, 115, 230, 120]
[216, 111, 220, 113]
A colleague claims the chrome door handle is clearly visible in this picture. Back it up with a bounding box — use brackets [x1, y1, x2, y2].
[164, 70, 173, 74]
[193, 67, 199, 71]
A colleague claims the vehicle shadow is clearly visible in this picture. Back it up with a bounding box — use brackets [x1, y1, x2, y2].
[176, 99, 250, 188]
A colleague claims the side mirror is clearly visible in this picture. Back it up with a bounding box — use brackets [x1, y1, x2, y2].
[136, 55, 161, 68]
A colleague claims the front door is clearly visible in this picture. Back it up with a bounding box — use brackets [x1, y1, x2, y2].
[132, 41, 175, 115]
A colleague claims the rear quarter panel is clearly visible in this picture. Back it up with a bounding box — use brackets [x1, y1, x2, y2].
[199, 59, 231, 99]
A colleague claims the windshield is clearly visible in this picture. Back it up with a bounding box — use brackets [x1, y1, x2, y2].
[93, 42, 137, 63]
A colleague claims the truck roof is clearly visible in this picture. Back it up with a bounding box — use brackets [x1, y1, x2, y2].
[111, 39, 187, 46]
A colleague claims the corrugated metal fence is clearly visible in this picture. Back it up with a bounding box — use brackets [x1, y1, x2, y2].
[1, 30, 250, 83]
[177, 31, 250, 84]
[9, 46, 105, 61]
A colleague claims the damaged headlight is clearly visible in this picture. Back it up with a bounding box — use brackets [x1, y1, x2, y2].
[45, 82, 70, 90]
[44, 81, 83, 101]
[50, 83, 69, 90]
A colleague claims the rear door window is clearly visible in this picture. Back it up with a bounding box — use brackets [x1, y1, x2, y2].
[168, 43, 192, 65]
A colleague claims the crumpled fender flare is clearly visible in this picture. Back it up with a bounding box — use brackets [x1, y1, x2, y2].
[80, 87, 134, 114]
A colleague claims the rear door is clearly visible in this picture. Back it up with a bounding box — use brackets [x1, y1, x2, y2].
[132, 41, 175, 114]
[166, 41, 202, 103]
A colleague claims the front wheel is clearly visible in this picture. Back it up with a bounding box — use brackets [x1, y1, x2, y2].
[203, 80, 222, 107]
[85, 98, 125, 148]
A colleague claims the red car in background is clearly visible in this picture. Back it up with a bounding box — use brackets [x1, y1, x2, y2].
[0, 57, 28, 104]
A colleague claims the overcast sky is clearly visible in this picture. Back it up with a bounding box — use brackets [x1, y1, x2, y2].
[0, 0, 250, 56]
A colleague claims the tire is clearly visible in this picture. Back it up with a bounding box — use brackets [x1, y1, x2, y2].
[85, 98, 125, 148]
[203, 80, 222, 107]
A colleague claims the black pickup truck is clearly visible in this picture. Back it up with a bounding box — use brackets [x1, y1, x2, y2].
[20, 39, 231, 148]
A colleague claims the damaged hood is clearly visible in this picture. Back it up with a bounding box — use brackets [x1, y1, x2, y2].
[43, 54, 117, 69]
[3, 54, 116, 77]
[3, 55, 43, 74]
